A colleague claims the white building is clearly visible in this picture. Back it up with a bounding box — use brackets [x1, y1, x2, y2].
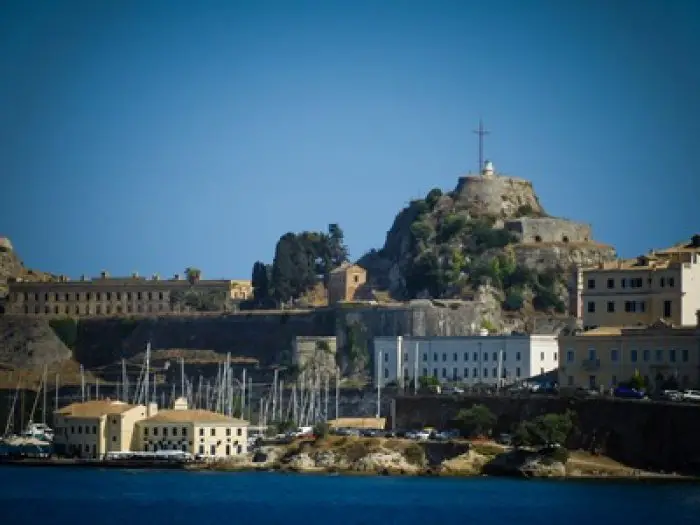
[373, 334, 559, 387]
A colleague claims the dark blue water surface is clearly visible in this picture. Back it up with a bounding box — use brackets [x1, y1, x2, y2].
[2, 467, 700, 525]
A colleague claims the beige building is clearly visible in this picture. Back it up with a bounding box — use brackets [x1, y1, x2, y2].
[136, 398, 249, 458]
[579, 235, 700, 329]
[6, 272, 252, 317]
[558, 314, 700, 391]
[53, 400, 148, 459]
[327, 263, 367, 305]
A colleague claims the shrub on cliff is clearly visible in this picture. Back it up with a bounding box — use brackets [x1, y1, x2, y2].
[403, 443, 426, 466]
[513, 411, 574, 448]
[455, 404, 496, 438]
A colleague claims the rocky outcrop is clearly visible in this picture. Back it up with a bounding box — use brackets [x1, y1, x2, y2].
[483, 449, 567, 478]
[0, 316, 71, 368]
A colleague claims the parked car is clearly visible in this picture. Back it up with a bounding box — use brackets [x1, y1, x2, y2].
[442, 386, 465, 395]
[661, 389, 684, 401]
[613, 386, 647, 400]
[682, 390, 700, 402]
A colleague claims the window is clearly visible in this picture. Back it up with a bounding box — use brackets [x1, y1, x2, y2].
[607, 301, 615, 313]
[660, 277, 666, 287]
[540, 352, 544, 360]
[492, 368, 497, 378]
[442, 353, 447, 362]
[588, 348, 596, 360]
[587, 301, 595, 313]
[153, 427, 159, 436]
[463, 352, 469, 361]
[144, 427, 149, 436]
[516, 367, 521, 377]
[483, 353, 488, 362]
[225, 445, 231, 456]
[199, 428, 204, 437]
[383, 368, 389, 379]
[492, 352, 497, 361]
[172, 427, 178, 436]
[453, 353, 458, 362]
[611, 349, 618, 362]
[620, 279, 627, 289]
[607, 278, 614, 289]
[112, 436, 116, 442]
[483, 369, 488, 378]
[441, 368, 447, 378]
[237, 428, 242, 436]
[473, 352, 478, 361]
[464, 368, 469, 378]
[210, 445, 216, 455]
[516, 352, 521, 361]
[433, 353, 438, 361]
[182, 427, 187, 436]
[453, 368, 458, 380]
[198, 445, 204, 454]
[612, 375, 617, 386]
[670, 349, 676, 363]
[383, 353, 388, 362]
[473, 368, 478, 377]
[669, 277, 675, 287]
[655, 349, 663, 362]
[163, 427, 168, 437]
[422, 368, 427, 377]
[403, 353, 408, 362]
[589, 375, 597, 389]
[630, 350, 638, 363]
[587, 279, 596, 289]
[433, 368, 438, 378]
[663, 300, 671, 318]
[422, 353, 427, 362]
[567, 376, 574, 386]
[566, 350, 574, 363]
[682, 349, 689, 362]
[643, 349, 650, 362]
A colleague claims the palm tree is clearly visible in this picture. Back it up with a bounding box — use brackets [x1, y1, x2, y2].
[184, 267, 201, 285]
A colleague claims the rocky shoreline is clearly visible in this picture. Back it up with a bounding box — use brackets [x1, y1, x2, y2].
[189, 436, 697, 482]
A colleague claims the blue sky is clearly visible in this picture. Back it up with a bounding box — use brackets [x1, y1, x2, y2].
[1, 0, 698, 280]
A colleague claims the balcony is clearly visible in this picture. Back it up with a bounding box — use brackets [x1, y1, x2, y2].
[581, 358, 601, 371]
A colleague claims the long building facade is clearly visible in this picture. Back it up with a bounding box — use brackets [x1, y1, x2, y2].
[5, 272, 252, 317]
[374, 334, 559, 387]
[558, 314, 700, 391]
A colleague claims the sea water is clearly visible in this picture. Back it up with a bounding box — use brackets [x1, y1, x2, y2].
[1, 467, 699, 525]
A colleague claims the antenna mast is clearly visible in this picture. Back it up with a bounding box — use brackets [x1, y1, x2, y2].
[473, 119, 489, 173]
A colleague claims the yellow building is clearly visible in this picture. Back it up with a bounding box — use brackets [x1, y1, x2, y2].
[558, 314, 700, 391]
[327, 263, 367, 305]
[53, 400, 148, 459]
[136, 398, 249, 458]
[6, 272, 253, 317]
[579, 235, 700, 329]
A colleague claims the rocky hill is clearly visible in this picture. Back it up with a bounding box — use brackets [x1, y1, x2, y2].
[0, 236, 55, 297]
[359, 161, 616, 316]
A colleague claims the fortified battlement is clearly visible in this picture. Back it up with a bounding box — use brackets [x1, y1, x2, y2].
[505, 217, 592, 244]
[452, 162, 545, 219]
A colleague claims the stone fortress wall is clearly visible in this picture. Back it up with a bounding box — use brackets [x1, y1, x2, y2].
[504, 217, 592, 244]
[453, 174, 544, 218]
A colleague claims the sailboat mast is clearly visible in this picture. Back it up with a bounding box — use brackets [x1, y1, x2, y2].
[241, 368, 246, 419]
[144, 342, 151, 408]
[80, 364, 85, 402]
[180, 357, 185, 399]
[54, 373, 59, 424]
[42, 365, 48, 425]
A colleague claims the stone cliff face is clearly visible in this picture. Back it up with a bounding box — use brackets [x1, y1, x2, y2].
[0, 317, 72, 368]
[394, 395, 700, 475]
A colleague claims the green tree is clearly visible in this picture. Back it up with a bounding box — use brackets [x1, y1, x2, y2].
[327, 223, 349, 268]
[627, 370, 646, 390]
[184, 267, 201, 285]
[313, 421, 330, 438]
[425, 188, 443, 208]
[454, 404, 496, 438]
[251, 261, 271, 304]
[271, 233, 314, 304]
[513, 411, 574, 448]
[418, 375, 440, 389]
[345, 322, 368, 374]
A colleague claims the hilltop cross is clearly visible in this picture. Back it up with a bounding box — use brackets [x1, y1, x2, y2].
[473, 119, 489, 174]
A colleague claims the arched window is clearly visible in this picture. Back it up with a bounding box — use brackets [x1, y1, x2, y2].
[534, 235, 542, 243]
[562, 236, 570, 243]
